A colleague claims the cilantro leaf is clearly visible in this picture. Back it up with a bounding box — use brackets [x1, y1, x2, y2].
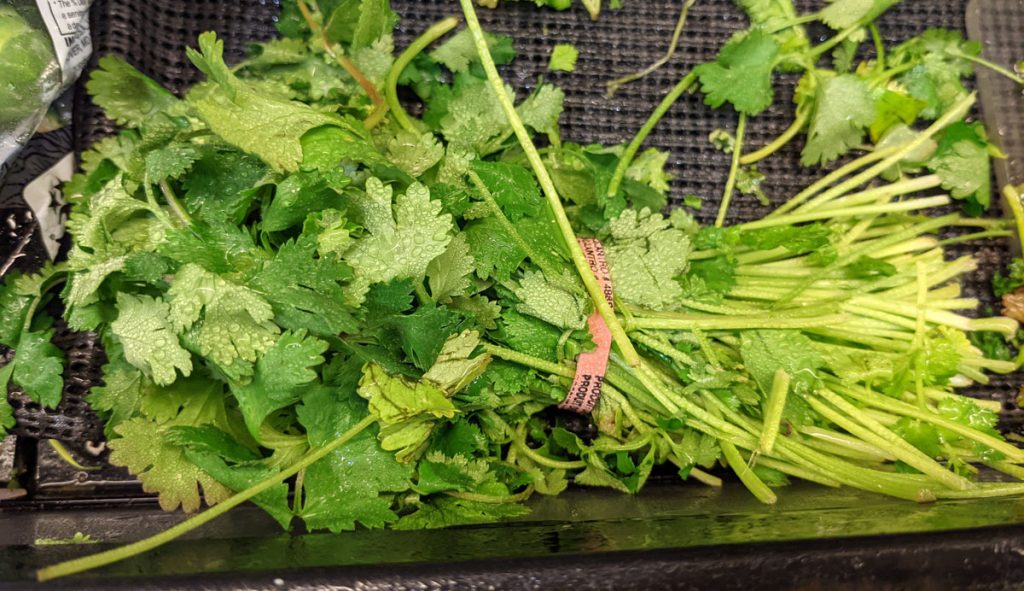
[548, 43, 579, 72]
[430, 29, 515, 73]
[11, 330, 65, 409]
[820, 0, 898, 31]
[395, 496, 529, 530]
[693, 30, 780, 116]
[427, 234, 476, 303]
[231, 330, 328, 437]
[86, 56, 181, 128]
[422, 330, 492, 395]
[347, 178, 453, 285]
[167, 264, 279, 371]
[109, 417, 232, 512]
[385, 130, 445, 178]
[186, 32, 353, 173]
[248, 234, 359, 338]
[740, 330, 824, 426]
[601, 208, 692, 311]
[110, 293, 193, 386]
[928, 122, 991, 209]
[801, 74, 876, 166]
[511, 270, 589, 330]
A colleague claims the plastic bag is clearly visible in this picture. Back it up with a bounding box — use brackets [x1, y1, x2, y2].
[0, 0, 91, 170]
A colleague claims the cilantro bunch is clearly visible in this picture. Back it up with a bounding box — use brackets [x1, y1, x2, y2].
[6, 0, 1023, 581]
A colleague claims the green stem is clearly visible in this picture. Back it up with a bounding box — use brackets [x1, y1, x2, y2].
[828, 381, 1024, 463]
[759, 369, 790, 455]
[958, 52, 1024, 85]
[870, 23, 885, 73]
[159, 180, 192, 225]
[482, 342, 575, 378]
[37, 415, 376, 582]
[809, 25, 858, 60]
[715, 113, 747, 228]
[459, 0, 641, 367]
[629, 313, 848, 331]
[605, 0, 695, 97]
[386, 16, 460, 134]
[607, 71, 698, 198]
[1002, 184, 1024, 254]
[770, 147, 898, 217]
[445, 487, 534, 504]
[630, 332, 695, 367]
[514, 428, 586, 470]
[810, 391, 973, 491]
[704, 393, 777, 504]
[789, 174, 943, 216]
[743, 195, 950, 230]
[740, 108, 808, 165]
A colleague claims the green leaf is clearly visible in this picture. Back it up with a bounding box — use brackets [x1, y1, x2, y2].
[693, 30, 780, 116]
[231, 330, 328, 436]
[601, 208, 693, 311]
[845, 255, 897, 279]
[802, 74, 876, 166]
[181, 148, 267, 225]
[493, 309, 563, 361]
[249, 234, 359, 337]
[347, 178, 453, 284]
[145, 143, 200, 183]
[548, 43, 579, 72]
[740, 330, 824, 426]
[427, 234, 475, 303]
[385, 130, 445, 178]
[166, 264, 279, 370]
[263, 169, 350, 233]
[394, 497, 529, 530]
[511, 270, 589, 330]
[517, 84, 565, 136]
[359, 363, 457, 424]
[186, 32, 351, 172]
[111, 293, 193, 386]
[820, 0, 897, 31]
[928, 122, 991, 208]
[471, 160, 544, 221]
[184, 450, 293, 529]
[297, 387, 413, 532]
[422, 330, 491, 395]
[109, 417, 232, 512]
[463, 215, 527, 281]
[10, 330, 64, 409]
[86, 56, 181, 128]
[384, 304, 465, 371]
[415, 451, 491, 494]
[869, 90, 926, 142]
[625, 148, 673, 196]
[430, 28, 515, 73]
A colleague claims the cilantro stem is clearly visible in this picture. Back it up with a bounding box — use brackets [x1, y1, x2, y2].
[740, 452, 842, 488]
[630, 332, 695, 367]
[445, 487, 534, 503]
[36, 414, 376, 582]
[1002, 184, 1024, 254]
[459, 0, 641, 367]
[47, 440, 100, 471]
[514, 426, 586, 470]
[604, 0, 695, 98]
[606, 71, 698, 199]
[770, 147, 900, 217]
[481, 342, 574, 378]
[808, 26, 858, 61]
[936, 229, 1013, 247]
[159, 180, 192, 225]
[739, 107, 808, 165]
[297, 0, 387, 128]
[703, 392, 776, 504]
[629, 313, 847, 331]
[758, 369, 789, 455]
[745, 195, 951, 230]
[957, 52, 1024, 86]
[788, 174, 943, 216]
[386, 16, 460, 134]
[828, 380, 1024, 463]
[715, 113, 746, 228]
[870, 24, 885, 74]
[809, 391, 973, 491]
[798, 426, 895, 462]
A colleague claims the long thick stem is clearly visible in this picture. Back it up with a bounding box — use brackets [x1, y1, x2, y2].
[460, 0, 641, 366]
[386, 16, 460, 134]
[37, 415, 377, 581]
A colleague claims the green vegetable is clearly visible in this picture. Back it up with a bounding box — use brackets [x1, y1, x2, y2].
[0, 7, 54, 124]
[548, 43, 579, 72]
[21, 0, 1024, 582]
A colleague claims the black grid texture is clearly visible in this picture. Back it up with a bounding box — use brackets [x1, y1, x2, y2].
[9, 0, 1022, 446]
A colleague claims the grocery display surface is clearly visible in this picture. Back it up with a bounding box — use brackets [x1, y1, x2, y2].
[4, 0, 1024, 588]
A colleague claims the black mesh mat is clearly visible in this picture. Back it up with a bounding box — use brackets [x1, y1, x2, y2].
[8, 0, 1021, 449]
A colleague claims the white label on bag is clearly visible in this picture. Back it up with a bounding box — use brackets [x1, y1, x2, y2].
[23, 152, 72, 259]
[34, 0, 93, 83]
